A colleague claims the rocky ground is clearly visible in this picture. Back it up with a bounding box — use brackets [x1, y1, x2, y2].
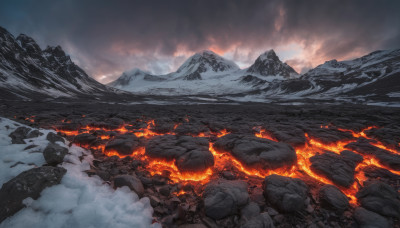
[1, 100, 400, 228]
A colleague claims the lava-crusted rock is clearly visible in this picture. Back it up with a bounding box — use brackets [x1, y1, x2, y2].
[356, 180, 400, 218]
[310, 150, 362, 187]
[0, 166, 67, 222]
[43, 142, 69, 165]
[354, 207, 390, 228]
[214, 134, 296, 170]
[145, 135, 214, 173]
[105, 134, 140, 156]
[263, 174, 308, 213]
[113, 174, 144, 197]
[345, 138, 400, 171]
[203, 179, 249, 220]
[306, 128, 354, 144]
[241, 212, 275, 228]
[73, 133, 97, 145]
[319, 184, 349, 212]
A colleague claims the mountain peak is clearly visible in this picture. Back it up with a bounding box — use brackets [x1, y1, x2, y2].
[247, 49, 298, 77]
[16, 34, 42, 54]
[259, 49, 279, 61]
[174, 49, 239, 79]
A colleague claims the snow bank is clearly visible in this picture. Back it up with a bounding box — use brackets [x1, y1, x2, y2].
[0, 117, 159, 228]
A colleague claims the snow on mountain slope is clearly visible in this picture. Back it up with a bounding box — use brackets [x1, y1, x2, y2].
[109, 49, 295, 95]
[0, 26, 119, 100]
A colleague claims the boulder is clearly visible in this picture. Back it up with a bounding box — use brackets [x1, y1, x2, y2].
[46, 132, 65, 144]
[8, 126, 31, 144]
[214, 134, 296, 170]
[146, 135, 214, 173]
[105, 134, 140, 156]
[356, 181, 400, 218]
[203, 179, 249, 220]
[354, 207, 390, 228]
[43, 143, 68, 165]
[0, 166, 66, 222]
[263, 174, 308, 213]
[319, 185, 349, 212]
[310, 150, 362, 187]
[113, 174, 144, 197]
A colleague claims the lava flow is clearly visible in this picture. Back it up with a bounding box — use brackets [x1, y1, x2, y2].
[55, 119, 400, 205]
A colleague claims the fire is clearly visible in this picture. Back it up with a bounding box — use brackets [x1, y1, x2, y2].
[53, 117, 400, 206]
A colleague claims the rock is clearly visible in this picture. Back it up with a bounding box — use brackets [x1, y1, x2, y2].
[241, 202, 260, 221]
[356, 180, 400, 218]
[354, 207, 390, 228]
[46, 132, 65, 144]
[43, 143, 68, 165]
[263, 174, 308, 213]
[214, 134, 296, 170]
[310, 151, 362, 187]
[178, 224, 207, 228]
[319, 185, 349, 212]
[73, 133, 97, 145]
[8, 126, 31, 144]
[113, 174, 144, 197]
[0, 166, 66, 222]
[26, 129, 42, 138]
[105, 134, 140, 156]
[146, 135, 214, 173]
[203, 179, 249, 220]
[241, 213, 275, 228]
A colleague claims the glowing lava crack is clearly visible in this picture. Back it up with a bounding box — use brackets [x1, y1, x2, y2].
[55, 121, 400, 205]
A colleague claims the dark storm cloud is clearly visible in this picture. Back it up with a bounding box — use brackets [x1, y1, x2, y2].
[0, 0, 399, 82]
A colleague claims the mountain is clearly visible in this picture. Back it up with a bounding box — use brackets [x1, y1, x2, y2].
[172, 50, 240, 80]
[251, 49, 400, 103]
[246, 49, 298, 78]
[0, 26, 119, 100]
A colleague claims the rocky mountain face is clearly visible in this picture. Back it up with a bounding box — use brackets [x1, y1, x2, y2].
[0, 26, 117, 100]
[246, 49, 298, 78]
[173, 50, 240, 80]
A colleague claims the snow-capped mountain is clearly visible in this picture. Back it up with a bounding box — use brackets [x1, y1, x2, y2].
[0, 26, 119, 100]
[246, 49, 298, 78]
[172, 50, 240, 80]
[108, 50, 296, 95]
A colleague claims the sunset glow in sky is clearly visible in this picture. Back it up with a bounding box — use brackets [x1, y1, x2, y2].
[1, 0, 399, 83]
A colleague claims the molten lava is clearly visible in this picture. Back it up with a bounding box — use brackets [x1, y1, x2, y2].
[53, 118, 400, 205]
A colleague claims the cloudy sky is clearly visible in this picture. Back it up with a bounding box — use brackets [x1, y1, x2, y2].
[1, 0, 399, 83]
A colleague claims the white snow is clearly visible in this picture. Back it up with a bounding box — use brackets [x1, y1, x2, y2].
[0, 117, 159, 228]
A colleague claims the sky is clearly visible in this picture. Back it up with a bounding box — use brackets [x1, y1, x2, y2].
[0, 0, 399, 83]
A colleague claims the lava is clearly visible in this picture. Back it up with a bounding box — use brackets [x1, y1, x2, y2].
[53, 118, 400, 206]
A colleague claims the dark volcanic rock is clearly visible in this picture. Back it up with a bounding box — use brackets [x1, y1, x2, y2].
[203, 179, 249, 220]
[356, 181, 400, 218]
[241, 212, 275, 228]
[354, 207, 390, 228]
[319, 184, 349, 212]
[145, 135, 214, 173]
[113, 174, 144, 197]
[214, 134, 296, 170]
[345, 139, 400, 171]
[8, 126, 31, 144]
[310, 150, 362, 187]
[43, 143, 68, 165]
[105, 134, 140, 156]
[46, 132, 65, 144]
[73, 133, 97, 145]
[0, 166, 66, 222]
[306, 128, 354, 144]
[263, 174, 308, 213]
